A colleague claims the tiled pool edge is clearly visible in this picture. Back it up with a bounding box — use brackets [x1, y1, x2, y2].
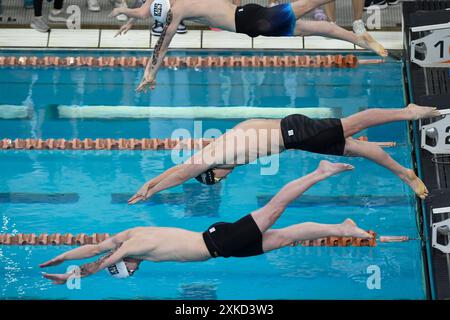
[0, 28, 403, 51]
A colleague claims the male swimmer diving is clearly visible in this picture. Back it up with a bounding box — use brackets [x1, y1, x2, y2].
[128, 104, 441, 204]
[41, 161, 371, 284]
[109, 0, 388, 92]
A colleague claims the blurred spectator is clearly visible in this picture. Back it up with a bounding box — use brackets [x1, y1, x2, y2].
[1, 0, 20, 22]
[268, 1, 279, 7]
[86, 0, 128, 20]
[364, 0, 398, 9]
[325, 0, 366, 35]
[24, 0, 34, 9]
[313, 7, 328, 21]
[30, 0, 64, 33]
[364, 0, 387, 9]
[87, 0, 100, 12]
[110, 0, 128, 21]
[386, 0, 399, 6]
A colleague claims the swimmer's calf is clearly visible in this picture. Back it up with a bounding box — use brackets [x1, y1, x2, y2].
[175, 304, 209, 318]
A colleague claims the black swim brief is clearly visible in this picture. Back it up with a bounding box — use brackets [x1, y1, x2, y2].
[280, 114, 346, 156]
[235, 3, 296, 38]
[202, 214, 263, 258]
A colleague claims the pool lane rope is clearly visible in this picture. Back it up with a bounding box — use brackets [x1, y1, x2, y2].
[0, 136, 396, 151]
[0, 232, 411, 247]
[0, 55, 384, 68]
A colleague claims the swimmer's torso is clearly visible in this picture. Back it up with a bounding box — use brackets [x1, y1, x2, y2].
[173, 0, 237, 31]
[127, 227, 210, 262]
[188, 119, 285, 169]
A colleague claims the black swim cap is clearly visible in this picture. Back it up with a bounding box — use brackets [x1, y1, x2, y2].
[195, 169, 218, 185]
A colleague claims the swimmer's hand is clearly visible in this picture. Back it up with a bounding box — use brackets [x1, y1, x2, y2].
[128, 182, 153, 204]
[39, 255, 65, 268]
[136, 73, 156, 93]
[108, 8, 126, 19]
[42, 272, 71, 285]
[115, 22, 133, 37]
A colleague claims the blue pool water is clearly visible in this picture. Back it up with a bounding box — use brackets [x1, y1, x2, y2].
[0, 50, 426, 299]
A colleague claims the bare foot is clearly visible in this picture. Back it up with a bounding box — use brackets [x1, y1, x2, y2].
[339, 219, 373, 238]
[406, 103, 441, 120]
[403, 169, 429, 199]
[357, 32, 388, 57]
[316, 160, 354, 178]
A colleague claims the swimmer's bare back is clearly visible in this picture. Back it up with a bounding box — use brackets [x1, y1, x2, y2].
[173, 0, 237, 31]
[191, 119, 285, 168]
[125, 227, 211, 262]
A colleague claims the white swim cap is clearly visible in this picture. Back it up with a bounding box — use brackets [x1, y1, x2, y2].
[150, 0, 171, 23]
[106, 260, 131, 279]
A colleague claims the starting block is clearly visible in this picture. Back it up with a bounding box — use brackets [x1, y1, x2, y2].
[421, 109, 450, 154]
[432, 217, 450, 254]
[410, 22, 450, 68]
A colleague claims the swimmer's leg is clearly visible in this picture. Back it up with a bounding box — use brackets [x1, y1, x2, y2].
[343, 138, 429, 199]
[251, 160, 354, 233]
[341, 103, 441, 137]
[293, 19, 388, 57]
[262, 219, 371, 252]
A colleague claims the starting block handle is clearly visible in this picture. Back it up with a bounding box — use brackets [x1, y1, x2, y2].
[432, 219, 450, 254]
[420, 109, 450, 154]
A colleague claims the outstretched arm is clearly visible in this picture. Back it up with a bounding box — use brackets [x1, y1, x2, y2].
[136, 10, 180, 92]
[128, 162, 212, 204]
[39, 233, 126, 268]
[115, 18, 137, 37]
[109, 0, 152, 20]
[77, 244, 129, 279]
[128, 164, 184, 204]
[112, 0, 147, 37]
[41, 238, 134, 285]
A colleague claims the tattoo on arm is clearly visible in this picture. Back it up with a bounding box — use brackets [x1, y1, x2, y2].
[78, 253, 111, 277]
[151, 10, 174, 68]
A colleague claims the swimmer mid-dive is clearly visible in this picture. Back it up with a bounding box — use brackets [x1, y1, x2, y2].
[109, 0, 388, 92]
[129, 104, 441, 204]
[41, 161, 372, 284]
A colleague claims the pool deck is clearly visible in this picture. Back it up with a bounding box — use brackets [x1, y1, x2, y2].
[403, 0, 450, 300]
[0, 28, 404, 50]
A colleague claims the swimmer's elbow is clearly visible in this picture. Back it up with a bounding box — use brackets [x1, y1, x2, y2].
[137, 7, 150, 19]
[91, 245, 104, 255]
[175, 170, 191, 182]
[93, 241, 115, 255]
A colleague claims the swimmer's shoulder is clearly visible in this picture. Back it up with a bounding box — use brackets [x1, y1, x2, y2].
[127, 226, 159, 237]
[174, 0, 225, 17]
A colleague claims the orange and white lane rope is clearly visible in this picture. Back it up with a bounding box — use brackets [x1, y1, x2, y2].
[0, 136, 395, 151]
[0, 138, 212, 150]
[0, 232, 412, 247]
[0, 55, 384, 68]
